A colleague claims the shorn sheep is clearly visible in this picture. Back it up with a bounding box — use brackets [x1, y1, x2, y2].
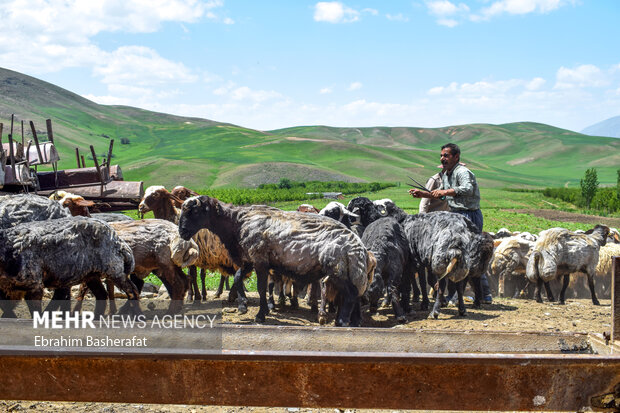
[178, 196, 375, 326]
[0, 217, 139, 318]
[526, 225, 610, 305]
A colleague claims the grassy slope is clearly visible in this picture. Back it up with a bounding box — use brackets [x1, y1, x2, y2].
[1, 67, 619, 190]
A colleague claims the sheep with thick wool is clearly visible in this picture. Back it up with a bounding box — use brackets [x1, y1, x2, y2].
[526, 225, 609, 305]
[178, 196, 375, 326]
[0, 217, 139, 318]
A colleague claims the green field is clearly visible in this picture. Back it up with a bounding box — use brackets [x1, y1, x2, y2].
[2, 67, 619, 192]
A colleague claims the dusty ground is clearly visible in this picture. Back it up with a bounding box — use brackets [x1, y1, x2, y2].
[1, 208, 617, 412]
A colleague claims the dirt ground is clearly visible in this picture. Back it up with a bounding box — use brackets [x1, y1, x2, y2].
[1, 208, 617, 412]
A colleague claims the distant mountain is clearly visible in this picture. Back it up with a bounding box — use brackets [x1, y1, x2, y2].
[1, 66, 619, 189]
[581, 115, 620, 138]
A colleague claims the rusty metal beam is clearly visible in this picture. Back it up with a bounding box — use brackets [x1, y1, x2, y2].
[0, 349, 617, 411]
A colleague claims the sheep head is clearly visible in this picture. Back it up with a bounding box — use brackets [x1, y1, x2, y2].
[178, 195, 221, 241]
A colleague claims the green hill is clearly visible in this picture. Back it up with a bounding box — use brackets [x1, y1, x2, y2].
[1, 66, 618, 190]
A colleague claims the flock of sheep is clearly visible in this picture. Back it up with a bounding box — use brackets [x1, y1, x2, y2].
[0, 186, 618, 327]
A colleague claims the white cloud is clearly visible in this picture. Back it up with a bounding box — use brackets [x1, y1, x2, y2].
[93, 46, 198, 86]
[348, 82, 363, 91]
[362, 8, 379, 16]
[314, 2, 360, 23]
[477, 0, 565, 20]
[426, 1, 470, 26]
[386, 13, 409, 22]
[526, 77, 546, 91]
[426, 0, 573, 25]
[320, 87, 333, 94]
[426, 0, 470, 16]
[555, 64, 609, 89]
[0, 0, 228, 73]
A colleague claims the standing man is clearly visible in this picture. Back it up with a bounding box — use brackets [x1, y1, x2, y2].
[409, 142, 492, 304]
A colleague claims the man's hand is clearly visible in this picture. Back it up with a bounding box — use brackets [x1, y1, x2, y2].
[409, 189, 429, 198]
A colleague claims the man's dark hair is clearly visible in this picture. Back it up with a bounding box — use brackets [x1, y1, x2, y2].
[441, 143, 460, 158]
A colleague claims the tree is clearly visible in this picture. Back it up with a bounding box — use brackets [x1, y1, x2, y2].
[580, 168, 599, 209]
[617, 169, 620, 200]
[278, 178, 292, 189]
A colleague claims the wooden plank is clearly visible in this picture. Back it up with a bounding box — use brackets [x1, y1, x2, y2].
[45, 119, 54, 144]
[29, 121, 44, 164]
[37, 180, 144, 202]
[37, 166, 120, 189]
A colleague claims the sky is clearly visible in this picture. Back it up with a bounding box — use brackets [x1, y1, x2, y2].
[1, 0, 619, 132]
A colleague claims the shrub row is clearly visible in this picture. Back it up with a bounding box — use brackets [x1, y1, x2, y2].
[202, 180, 395, 205]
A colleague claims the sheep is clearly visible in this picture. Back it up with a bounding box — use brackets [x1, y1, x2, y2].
[178, 196, 375, 326]
[568, 242, 620, 299]
[297, 204, 319, 213]
[362, 217, 414, 323]
[138, 185, 236, 302]
[526, 225, 610, 305]
[0, 217, 140, 318]
[347, 197, 426, 308]
[488, 235, 536, 298]
[0, 193, 71, 228]
[607, 227, 620, 244]
[49, 190, 95, 217]
[372, 198, 493, 317]
[108, 219, 198, 315]
[319, 201, 361, 229]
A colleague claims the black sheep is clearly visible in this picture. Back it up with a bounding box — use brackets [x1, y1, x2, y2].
[361, 217, 414, 323]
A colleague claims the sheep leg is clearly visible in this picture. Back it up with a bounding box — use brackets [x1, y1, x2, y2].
[267, 276, 276, 310]
[318, 279, 329, 325]
[254, 267, 270, 323]
[456, 280, 467, 316]
[410, 272, 420, 303]
[0, 289, 18, 318]
[535, 278, 544, 303]
[470, 276, 482, 309]
[117, 275, 143, 316]
[106, 279, 117, 315]
[307, 281, 319, 313]
[215, 275, 226, 299]
[25, 290, 44, 318]
[200, 268, 207, 301]
[86, 279, 109, 318]
[44, 287, 71, 313]
[289, 283, 299, 309]
[349, 297, 362, 327]
[586, 271, 600, 306]
[543, 281, 555, 302]
[188, 266, 200, 303]
[336, 281, 358, 327]
[73, 283, 88, 313]
[388, 278, 406, 323]
[114, 277, 142, 316]
[399, 272, 412, 315]
[367, 274, 385, 313]
[558, 274, 570, 305]
[418, 267, 429, 311]
[498, 272, 505, 298]
[232, 267, 250, 314]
